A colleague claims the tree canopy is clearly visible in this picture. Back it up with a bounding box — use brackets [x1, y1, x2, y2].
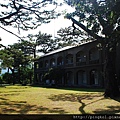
[0, 43, 32, 84]
[65, 0, 120, 39]
[56, 26, 92, 46]
[0, 0, 62, 31]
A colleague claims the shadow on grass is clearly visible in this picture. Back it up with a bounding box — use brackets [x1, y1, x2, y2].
[48, 93, 105, 114]
[94, 105, 120, 114]
[0, 98, 68, 114]
[0, 93, 20, 96]
[0, 86, 68, 114]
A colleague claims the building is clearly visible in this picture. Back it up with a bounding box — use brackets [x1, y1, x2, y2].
[34, 40, 120, 88]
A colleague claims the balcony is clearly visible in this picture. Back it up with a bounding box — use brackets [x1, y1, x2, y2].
[76, 62, 86, 66]
[65, 63, 73, 67]
[89, 60, 99, 64]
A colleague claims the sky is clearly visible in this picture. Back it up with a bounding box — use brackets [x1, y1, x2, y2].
[0, 3, 74, 46]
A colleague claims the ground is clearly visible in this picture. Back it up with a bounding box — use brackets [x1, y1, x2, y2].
[0, 85, 120, 114]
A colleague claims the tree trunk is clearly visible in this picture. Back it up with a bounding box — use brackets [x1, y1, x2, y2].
[104, 45, 120, 98]
[9, 67, 15, 85]
[18, 67, 21, 84]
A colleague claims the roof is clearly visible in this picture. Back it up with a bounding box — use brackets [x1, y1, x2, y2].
[40, 46, 75, 58]
[39, 40, 96, 59]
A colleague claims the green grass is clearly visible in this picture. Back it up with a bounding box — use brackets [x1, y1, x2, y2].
[0, 85, 120, 114]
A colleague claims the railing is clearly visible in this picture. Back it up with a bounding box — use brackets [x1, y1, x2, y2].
[65, 63, 73, 67]
[89, 60, 99, 64]
[76, 62, 86, 66]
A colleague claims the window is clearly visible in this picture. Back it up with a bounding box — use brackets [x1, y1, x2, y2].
[45, 60, 49, 68]
[77, 70, 87, 85]
[89, 48, 99, 64]
[57, 56, 64, 66]
[50, 58, 56, 67]
[89, 48, 99, 61]
[39, 61, 43, 68]
[90, 70, 99, 85]
[66, 54, 73, 64]
[76, 51, 86, 65]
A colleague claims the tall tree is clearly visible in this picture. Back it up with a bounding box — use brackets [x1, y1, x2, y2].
[18, 32, 59, 57]
[28, 32, 58, 54]
[65, 0, 120, 97]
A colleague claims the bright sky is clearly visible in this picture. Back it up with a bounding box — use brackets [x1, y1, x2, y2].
[0, 3, 74, 46]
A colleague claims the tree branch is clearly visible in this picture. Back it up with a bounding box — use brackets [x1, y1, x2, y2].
[0, 25, 23, 40]
[66, 15, 105, 41]
[0, 5, 22, 21]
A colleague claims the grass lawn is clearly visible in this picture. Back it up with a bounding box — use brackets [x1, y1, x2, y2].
[0, 85, 120, 114]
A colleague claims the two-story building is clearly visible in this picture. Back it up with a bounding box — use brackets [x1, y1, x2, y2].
[34, 38, 120, 88]
[34, 40, 107, 88]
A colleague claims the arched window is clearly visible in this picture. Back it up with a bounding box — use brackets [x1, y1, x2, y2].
[76, 51, 86, 66]
[39, 61, 43, 68]
[65, 71, 74, 85]
[50, 58, 56, 67]
[90, 70, 99, 85]
[77, 70, 87, 85]
[89, 48, 99, 64]
[66, 54, 73, 64]
[45, 60, 49, 68]
[57, 56, 63, 66]
[89, 48, 99, 60]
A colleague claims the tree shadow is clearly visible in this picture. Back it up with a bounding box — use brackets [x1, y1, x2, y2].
[0, 90, 26, 94]
[78, 98, 86, 114]
[0, 98, 68, 114]
[93, 96, 120, 114]
[0, 93, 20, 96]
[0, 89, 68, 114]
[93, 106, 120, 114]
[48, 93, 105, 114]
[48, 93, 103, 102]
[0, 97, 9, 101]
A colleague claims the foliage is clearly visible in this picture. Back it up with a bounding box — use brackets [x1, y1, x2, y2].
[56, 26, 91, 46]
[26, 32, 59, 54]
[0, 42, 33, 84]
[36, 32, 59, 54]
[21, 31, 75, 56]
[65, 0, 120, 42]
[2, 73, 13, 84]
[0, 45, 31, 69]
[19, 66, 33, 85]
[0, 0, 62, 31]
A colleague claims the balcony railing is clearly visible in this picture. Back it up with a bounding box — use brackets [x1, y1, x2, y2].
[89, 60, 99, 64]
[76, 62, 86, 66]
[65, 63, 73, 67]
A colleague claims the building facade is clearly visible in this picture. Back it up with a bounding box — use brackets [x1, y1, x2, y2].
[34, 40, 109, 88]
